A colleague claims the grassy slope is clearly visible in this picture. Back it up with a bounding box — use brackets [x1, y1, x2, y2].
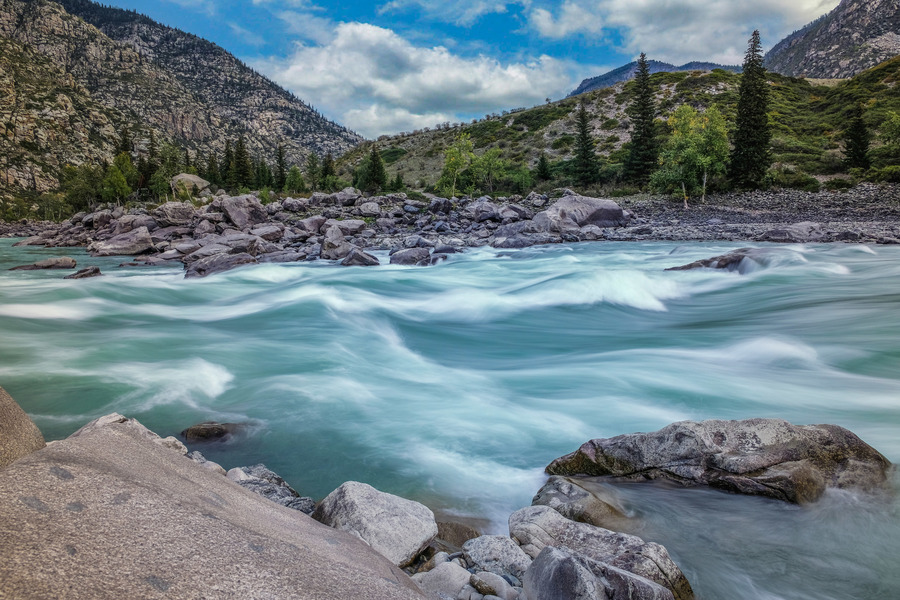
[338, 58, 900, 191]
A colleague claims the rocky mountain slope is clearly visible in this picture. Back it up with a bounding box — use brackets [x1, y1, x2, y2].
[764, 0, 900, 78]
[0, 0, 361, 197]
[569, 60, 740, 97]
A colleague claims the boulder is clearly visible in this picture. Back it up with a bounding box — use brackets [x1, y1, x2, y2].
[390, 248, 431, 266]
[250, 225, 284, 242]
[221, 195, 268, 230]
[152, 202, 196, 227]
[545, 419, 893, 504]
[411, 561, 472, 600]
[468, 200, 502, 223]
[524, 546, 675, 600]
[757, 221, 826, 243]
[470, 571, 517, 600]
[10, 257, 76, 271]
[180, 422, 243, 442]
[312, 481, 438, 567]
[462, 535, 532, 580]
[113, 214, 158, 235]
[0, 414, 424, 599]
[226, 464, 316, 514]
[321, 225, 353, 260]
[170, 173, 210, 195]
[282, 197, 307, 212]
[184, 252, 258, 278]
[0, 387, 45, 469]
[89, 227, 153, 256]
[64, 267, 102, 280]
[298, 215, 328, 234]
[666, 248, 772, 273]
[436, 521, 481, 550]
[532, 476, 629, 530]
[341, 248, 380, 267]
[325, 219, 367, 236]
[509, 505, 693, 600]
[358, 202, 382, 217]
[533, 195, 630, 233]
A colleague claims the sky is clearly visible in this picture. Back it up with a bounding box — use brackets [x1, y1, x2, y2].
[101, 0, 841, 138]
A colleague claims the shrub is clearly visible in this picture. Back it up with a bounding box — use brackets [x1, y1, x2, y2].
[767, 167, 821, 192]
[824, 178, 853, 191]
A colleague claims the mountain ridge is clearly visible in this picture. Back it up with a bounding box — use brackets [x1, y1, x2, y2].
[569, 60, 741, 97]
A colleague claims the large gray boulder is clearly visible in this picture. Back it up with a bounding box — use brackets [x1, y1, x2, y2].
[10, 257, 76, 271]
[509, 505, 693, 600]
[89, 226, 153, 256]
[411, 561, 473, 599]
[0, 387, 45, 469]
[320, 225, 353, 260]
[170, 173, 210, 195]
[546, 419, 892, 504]
[184, 252, 258, 278]
[341, 248, 380, 266]
[462, 535, 532, 580]
[390, 248, 431, 266]
[0, 414, 423, 599]
[532, 476, 629, 530]
[312, 481, 438, 567]
[757, 221, 826, 243]
[221, 195, 268, 230]
[524, 546, 675, 600]
[152, 202, 197, 227]
[533, 195, 630, 232]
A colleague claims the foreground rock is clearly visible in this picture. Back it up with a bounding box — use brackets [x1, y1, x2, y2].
[180, 421, 244, 441]
[313, 481, 439, 567]
[227, 464, 316, 514]
[88, 226, 153, 256]
[532, 475, 629, 530]
[547, 418, 892, 503]
[64, 266, 102, 279]
[533, 193, 631, 233]
[0, 386, 45, 469]
[9, 256, 76, 271]
[665, 248, 773, 273]
[0, 407, 423, 599]
[511, 505, 694, 600]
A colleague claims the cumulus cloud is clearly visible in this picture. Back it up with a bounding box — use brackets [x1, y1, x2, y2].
[527, 0, 841, 64]
[378, 0, 516, 26]
[255, 22, 573, 137]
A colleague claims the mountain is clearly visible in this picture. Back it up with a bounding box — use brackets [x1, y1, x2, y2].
[569, 61, 741, 97]
[0, 0, 361, 197]
[764, 0, 900, 78]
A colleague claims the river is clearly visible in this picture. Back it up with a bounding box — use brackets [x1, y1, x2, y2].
[2, 238, 898, 599]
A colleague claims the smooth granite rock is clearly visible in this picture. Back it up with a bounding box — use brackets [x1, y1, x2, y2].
[184, 252, 258, 278]
[509, 505, 693, 600]
[313, 481, 438, 567]
[411, 561, 473, 599]
[524, 546, 675, 600]
[10, 257, 76, 270]
[221, 195, 268, 230]
[533, 195, 630, 233]
[0, 412, 423, 600]
[462, 535, 532, 580]
[546, 419, 892, 503]
[321, 225, 353, 260]
[89, 227, 153, 256]
[0, 386, 45, 469]
[152, 202, 197, 227]
[341, 248, 380, 266]
[227, 464, 316, 514]
[532, 476, 629, 530]
[390, 247, 431, 266]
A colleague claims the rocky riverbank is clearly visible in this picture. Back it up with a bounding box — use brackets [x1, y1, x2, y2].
[3, 182, 899, 278]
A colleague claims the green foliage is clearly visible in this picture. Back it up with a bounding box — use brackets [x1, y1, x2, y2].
[34, 192, 72, 222]
[535, 153, 552, 181]
[651, 105, 730, 205]
[624, 53, 659, 184]
[551, 135, 574, 150]
[320, 153, 336, 190]
[258, 187, 272, 205]
[573, 101, 600, 187]
[233, 137, 254, 188]
[100, 164, 131, 204]
[205, 152, 221, 186]
[512, 103, 573, 131]
[355, 146, 388, 194]
[471, 148, 508, 193]
[842, 105, 871, 169]
[61, 164, 102, 211]
[386, 172, 405, 192]
[380, 147, 408, 165]
[437, 133, 476, 197]
[729, 31, 772, 188]
[306, 153, 320, 193]
[284, 165, 306, 194]
[275, 145, 287, 191]
[824, 177, 853, 191]
[113, 152, 138, 189]
[871, 165, 900, 183]
[767, 166, 821, 192]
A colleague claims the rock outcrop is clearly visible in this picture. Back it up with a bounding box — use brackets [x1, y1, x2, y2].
[547, 418, 893, 503]
[0, 386, 45, 469]
[0, 407, 423, 600]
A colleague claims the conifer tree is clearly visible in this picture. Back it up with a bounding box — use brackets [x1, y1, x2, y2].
[275, 145, 287, 191]
[573, 101, 599, 187]
[118, 126, 133, 155]
[233, 137, 253, 188]
[535, 152, 552, 181]
[357, 146, 388, 194]
[306, 152, 320, 193]
[843, 105, 871, 170]
[390, 172, 404, 192]
[223, 140, 237, 190]
[624, 53, 658, 184]
[729, 30, 771, 188]
[320, 152, 336, 191]
[147, 130, 159, 176]
[284, 165, 306, 194]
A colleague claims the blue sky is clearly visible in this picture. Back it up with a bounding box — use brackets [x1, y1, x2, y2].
[101, 0, 840, 137]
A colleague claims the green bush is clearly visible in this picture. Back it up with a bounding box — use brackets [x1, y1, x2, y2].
[871, 166, 900, 183]
[824, 178, 853, 191]
[551, 135, 575, 150]
[767, 167, 821, 192]
[610, 187, 639, 198]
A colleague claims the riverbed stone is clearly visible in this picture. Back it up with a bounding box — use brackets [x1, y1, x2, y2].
[0, 387, 45, 469]
[666, 248, 772, 273]
[152, 202, 197, 227]
[0, 413, 424, 599]
[462, 535, 532, 580]
[411, 560, 473, 599]
[509, 505, 693, 600]
[545, 419, 893, 503]
[390, 247, 431, 266]
[227, 464, 316, 514]
[321, 225, 353, 260]
[221, 195, 268, 230]
[532, 476, 629, 530]
[184, 252, 258, 278]
[180, 422, 243, 441]
[64, 266, 102, 279]
[524, 546, 675, 600]
[89, 226, 153, 256]
[10, 256, 77, 270]
[341, 248, 380, 266]
[312, 481, 438, 567]
[533, 195, 630, 232]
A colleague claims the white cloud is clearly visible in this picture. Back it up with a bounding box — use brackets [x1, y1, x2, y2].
[274, 10, 336, 44]
[378, 0, 517, 26]
[254, 22, 573, 137]
[527, 0, 842, 64]
[228, 22, 266, 47]
[163, 0, 217, 15]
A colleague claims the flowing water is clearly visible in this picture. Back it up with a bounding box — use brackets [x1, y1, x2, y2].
[2, 238, 899, 599]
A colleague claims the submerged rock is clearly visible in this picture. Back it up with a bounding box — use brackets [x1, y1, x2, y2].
[184, 252, 257, 278]
[532, 476, 629, 530]
[180, 422, 243, 442]
[313, 481, 438, 567]
[64, 266, 102, 279]
[390, 248, 431, 266]
[10, 257, 77, 270]
[666, 247, 771, 272]
[546, 419, 893, 503]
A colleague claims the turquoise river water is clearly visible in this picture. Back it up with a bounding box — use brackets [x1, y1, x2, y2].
[1, 238, 899, 599]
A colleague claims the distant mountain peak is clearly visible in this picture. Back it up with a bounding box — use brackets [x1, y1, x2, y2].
[764, 0, 900, 78]
[569, 61, 741, 97]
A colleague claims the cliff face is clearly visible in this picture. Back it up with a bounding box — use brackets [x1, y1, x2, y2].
[0, 0, 362, 197]
[765, 0, 900, 78]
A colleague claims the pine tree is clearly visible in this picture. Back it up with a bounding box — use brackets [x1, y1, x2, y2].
[223, 140, 237, 190]
[729, 30, 772, 188]
[624, 53, 658, 184]
[275, 145, 287, 191]
[233, 137, 253, 188]
[320, 152, 336, 191]
[535, 152, 552, 181]
[117, 126, 132, 155]
[306, 152, 320, 193]
[573, 101, 599, 187]
[147, 130, 159, 176]
[358, 146, 387, 193]
[206, 152, 221, 186]
[284, 165, 306, 194]
[843, 105, 871, 170]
